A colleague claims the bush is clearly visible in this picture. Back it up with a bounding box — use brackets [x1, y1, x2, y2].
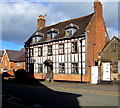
[15, 69, 26, 81]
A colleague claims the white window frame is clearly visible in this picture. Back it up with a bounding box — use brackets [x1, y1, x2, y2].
[59, 63, 65, 74]
[65, 28, 77, 36]
[48, 45, 52, 55]
[38, 47, 42, 56]
[59, 44, 64, 54]
[71, 42, 78, 53]
[38, 64, 43, 73]
[71, 63, 78, 74]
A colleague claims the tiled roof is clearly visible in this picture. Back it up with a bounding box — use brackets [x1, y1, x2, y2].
[15, 53, 25, 62]
[6, 50, 25, 62]
[38, 13, 94, 42]
[26, 13, 94, 45]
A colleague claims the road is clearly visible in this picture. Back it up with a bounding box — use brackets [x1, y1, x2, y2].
[2, 81, 119, 108]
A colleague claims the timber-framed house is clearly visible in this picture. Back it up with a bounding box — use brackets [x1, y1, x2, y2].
[25, 1, 109, 82]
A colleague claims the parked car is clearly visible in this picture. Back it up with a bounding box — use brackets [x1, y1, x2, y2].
[3, 68, 8, 72]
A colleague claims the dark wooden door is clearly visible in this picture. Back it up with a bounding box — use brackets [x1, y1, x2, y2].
[46, 65, 53, 81]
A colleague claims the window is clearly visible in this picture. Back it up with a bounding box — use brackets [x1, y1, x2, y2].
[17, 62, 22, 66]
[65, 29, 72, 36]
[38, 64, 43, 73]
[33, 36, 41, 43]
[38, 47, 42, 56]
[65, 23, 78, 36]
[65, 28, 77, 36]
[113, 43, 116, 52]
[71, 42, 78, 53]
[47, 28, 59, 39]
[48, 45, 52, 55]
[30, 48, 34, 57]
[59, 63, 65, 74]
[47, 32, 57, 39]
[71, 63, 78, 74]
[59, 44, 64, 54]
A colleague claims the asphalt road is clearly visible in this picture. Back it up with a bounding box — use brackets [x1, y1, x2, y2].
[2, 81, 119, 108]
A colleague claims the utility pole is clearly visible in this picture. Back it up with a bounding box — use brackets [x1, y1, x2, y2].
[80, 40, 83, 84]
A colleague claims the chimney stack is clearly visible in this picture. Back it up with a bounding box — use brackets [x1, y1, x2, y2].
[37, 15, 46, 29]
[94, 0, 103, 19]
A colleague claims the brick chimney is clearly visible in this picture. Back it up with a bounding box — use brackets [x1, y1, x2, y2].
[37, 15, 46, 29]
[94, 0, 103, 19]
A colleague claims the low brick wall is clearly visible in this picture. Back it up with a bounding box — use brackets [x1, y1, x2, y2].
[34, 73, 46, 79]
[34, 73, 90, 82]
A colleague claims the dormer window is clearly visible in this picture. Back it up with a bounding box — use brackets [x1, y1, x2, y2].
[65, 23, 79, 36]
[32, 32, 43, 43]
[33, 36, 41, 43]
[65, 28, 77, 36]
[47, 32, 57, 39]
[47, 28, 59, 39]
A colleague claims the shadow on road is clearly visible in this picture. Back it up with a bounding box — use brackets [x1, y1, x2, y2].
[2, 71, 82, 108]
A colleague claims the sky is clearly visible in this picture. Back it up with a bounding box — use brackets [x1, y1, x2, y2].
[0, 0, 119, 51]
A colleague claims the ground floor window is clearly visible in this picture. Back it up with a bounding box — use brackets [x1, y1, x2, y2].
[71, 63, 78, 74]
[38, 64, 43, 73]
[59, 63, 65, 74]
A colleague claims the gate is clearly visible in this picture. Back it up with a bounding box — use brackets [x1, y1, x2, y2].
[91, 66, 98, 84]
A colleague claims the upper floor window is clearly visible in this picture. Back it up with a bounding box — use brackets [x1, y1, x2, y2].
[71, 42, 78, 53]
[47, 28, 59, 39]
[32, 32, 43, 43]
[38, 47, 42, 56]
[33, 36, 41, 43]
[59, 44, 64, 54]
[65, 28, 77, 36]
[65, 23, 79, 36]
[38, 64, 43, 73]
[113, 43, 116, 52]
[71, 63, 78, 74]
[48, 45, 52, 55]
[59, 63, 65, 74]
[30, 48, 34, 57]
[47, 32, 57, 39]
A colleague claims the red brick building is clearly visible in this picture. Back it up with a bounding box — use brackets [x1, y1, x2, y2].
[1, 49, 25, 76]
[25, 1, 109, 82]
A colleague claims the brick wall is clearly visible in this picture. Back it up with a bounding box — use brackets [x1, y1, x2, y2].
[2, 53, 25, 76]
[86, 1, 109, 82]
[34, 73, 90, 82]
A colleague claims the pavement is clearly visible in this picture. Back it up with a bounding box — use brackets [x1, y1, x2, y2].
[40, 81, 119, 96]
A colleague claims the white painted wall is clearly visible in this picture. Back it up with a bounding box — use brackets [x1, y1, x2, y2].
[28, 37, 86, 74]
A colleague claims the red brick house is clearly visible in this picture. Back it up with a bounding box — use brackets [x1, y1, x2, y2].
[1, 49, 25, 76]
[25, 1, 109, 82]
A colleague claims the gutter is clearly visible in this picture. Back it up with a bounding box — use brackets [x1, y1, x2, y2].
[25, 33, 86, 47]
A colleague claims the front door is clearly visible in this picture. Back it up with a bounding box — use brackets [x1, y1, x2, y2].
[46, 65, 53, 81]
[103, 63, 111, 81]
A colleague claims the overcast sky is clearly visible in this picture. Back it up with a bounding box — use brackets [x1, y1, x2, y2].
[0, 0, 119, 50]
